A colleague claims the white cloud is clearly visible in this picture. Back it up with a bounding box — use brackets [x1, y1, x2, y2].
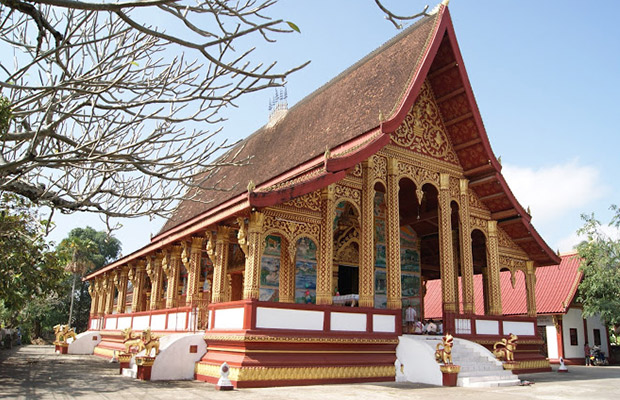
[555, 224, 620, 254]
[502, 159, 607, 224]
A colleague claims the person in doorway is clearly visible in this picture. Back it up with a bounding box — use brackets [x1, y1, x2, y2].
[405, 304, 417, 333]
[584, 342, 591, 366]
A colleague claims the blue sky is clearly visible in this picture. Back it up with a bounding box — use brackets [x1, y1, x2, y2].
[48, 0, 620, 258]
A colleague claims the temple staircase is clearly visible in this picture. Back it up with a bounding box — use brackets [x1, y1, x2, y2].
[396, 335, 520, 388]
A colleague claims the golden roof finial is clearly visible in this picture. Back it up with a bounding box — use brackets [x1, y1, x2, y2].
[247, 180, 255, 193]
[324, 145, 331, 159]
[497, 156, 502, 166]
[527, 205, 531, 215]
[379, 111, 385, 122]
[442, 0, 450, 6]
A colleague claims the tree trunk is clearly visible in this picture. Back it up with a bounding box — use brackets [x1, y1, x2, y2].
[67, 273, 77, 326]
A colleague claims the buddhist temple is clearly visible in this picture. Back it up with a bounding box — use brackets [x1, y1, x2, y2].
[80, 2, 561, 388]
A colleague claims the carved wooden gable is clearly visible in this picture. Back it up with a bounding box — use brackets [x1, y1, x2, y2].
[392, 80, 459, 166]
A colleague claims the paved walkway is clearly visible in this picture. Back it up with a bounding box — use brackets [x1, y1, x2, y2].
[1, 345, 619, 399]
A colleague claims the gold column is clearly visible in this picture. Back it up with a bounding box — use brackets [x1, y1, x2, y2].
[386, 158, 401, 310]
[147, 253, 164, 311]
[88, 280, 98, 316]
[439, 173, 457, 313]
[525, 261, 537, 318]
[96, 277, 106, 316]
[243, 213, 264, 300]
[104, 274, 115, 315]
[211, 226, 233, 302]
[316, 185, 335, 305]
[279, 238, 296, 303]
[186, 237, 205, 306]
[163, 245, 182, 308]
[359, 159, 375, 307]
[129, 260, 147, 312]
[459, 179, 475, 314]
[486, 220, 503, 315]
[114, 267, 129, 314]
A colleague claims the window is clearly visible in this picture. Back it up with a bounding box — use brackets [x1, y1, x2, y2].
[593, 329, 602, 346]
[570, 328, 578, 346]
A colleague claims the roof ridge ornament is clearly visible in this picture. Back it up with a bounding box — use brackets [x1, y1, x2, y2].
[429, 0, 450, 15]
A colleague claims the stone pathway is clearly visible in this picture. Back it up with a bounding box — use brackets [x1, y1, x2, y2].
[1, 345, 619, 399]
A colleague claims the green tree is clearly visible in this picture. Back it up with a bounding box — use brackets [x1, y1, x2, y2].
[576, 205, 620, 334]
[56, 227, 121, 332]
[0, 192, 65, 338]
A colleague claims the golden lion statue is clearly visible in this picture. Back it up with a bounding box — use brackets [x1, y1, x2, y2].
[141, 328, 160, 357]
[493, 333, 518, 362]
[435, 333, 454, 365]
[121, 328, 144, 354]
[53, 325, 77, 345]
[121, 327, 160, 356]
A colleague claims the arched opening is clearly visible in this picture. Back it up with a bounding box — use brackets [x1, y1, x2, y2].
[125, 280, 134, 313]
[142, 274, 152, 312]
[397, 178, 422, 322]
[471, 229, 488, 315]
[334, 200, 361, 300]
[260, 233, 283, 302]
[178, 261, 188, 305]
[294, 237, 318, 304]
[451, 200, 461, 314]
[373, 183, 387, 308]
[228, 244, 245, 301]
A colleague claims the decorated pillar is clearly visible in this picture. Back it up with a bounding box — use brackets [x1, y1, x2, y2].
[486, 220, 503, 315]
[279, 237, 296, 303]
[439, 173, 457, 315]
[114, 267, 129, 314]
[359, 159, 375, 308]
[163, 245, 183, 308]
[386, 158, 401, 310]
[88, 281, 98, 316]
[104, 274, 115, 315]
[147, 253, 164, 311]
[316, 185, 335, 305]
[211, 226, 233, 302]
[186, 237, 205, 306]
[525, 261, 537, 318]
[129, 260, 147, 312]
[96, 277, 106, 316]
[459, 179, 475, 314]
[242, 213, 264, 300]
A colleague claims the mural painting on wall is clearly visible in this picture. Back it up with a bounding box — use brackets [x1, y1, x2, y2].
[374, 192, 388, 309]
[260, 235, 281, 302]
[400, 225, 421, 320]
[295, 237, 317, 304]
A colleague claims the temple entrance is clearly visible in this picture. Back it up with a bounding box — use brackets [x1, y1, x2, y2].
[338, 265, 359, 296]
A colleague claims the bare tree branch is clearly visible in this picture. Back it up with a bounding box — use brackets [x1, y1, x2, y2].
[0, 0, 306, 219]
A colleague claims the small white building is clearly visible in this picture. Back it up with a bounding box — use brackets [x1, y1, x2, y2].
[534, 253, 610, 364]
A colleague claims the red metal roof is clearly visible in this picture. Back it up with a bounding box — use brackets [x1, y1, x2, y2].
[424, 253, 582, 319]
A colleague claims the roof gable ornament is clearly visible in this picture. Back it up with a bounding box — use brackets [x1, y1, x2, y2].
[429, 0, 450, 15]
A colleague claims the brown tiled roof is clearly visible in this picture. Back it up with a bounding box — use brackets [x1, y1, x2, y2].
[159, 13, 440, 235]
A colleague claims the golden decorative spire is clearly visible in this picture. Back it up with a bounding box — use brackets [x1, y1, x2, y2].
[247, 180, 255, 193]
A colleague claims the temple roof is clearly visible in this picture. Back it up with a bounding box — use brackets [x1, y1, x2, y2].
[424, 253, 583, 318]
[85, 4, 560, 280]
[159, 12, 440, 234]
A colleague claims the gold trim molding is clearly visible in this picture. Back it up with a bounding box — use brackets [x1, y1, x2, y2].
[195, 363, 395, 382]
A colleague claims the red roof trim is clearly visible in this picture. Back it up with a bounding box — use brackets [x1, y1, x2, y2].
[84, 199, 249, 280]
[325, 132, 390, 173]
[381, 5, 447, 133]
[248, 170, 347, 208]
